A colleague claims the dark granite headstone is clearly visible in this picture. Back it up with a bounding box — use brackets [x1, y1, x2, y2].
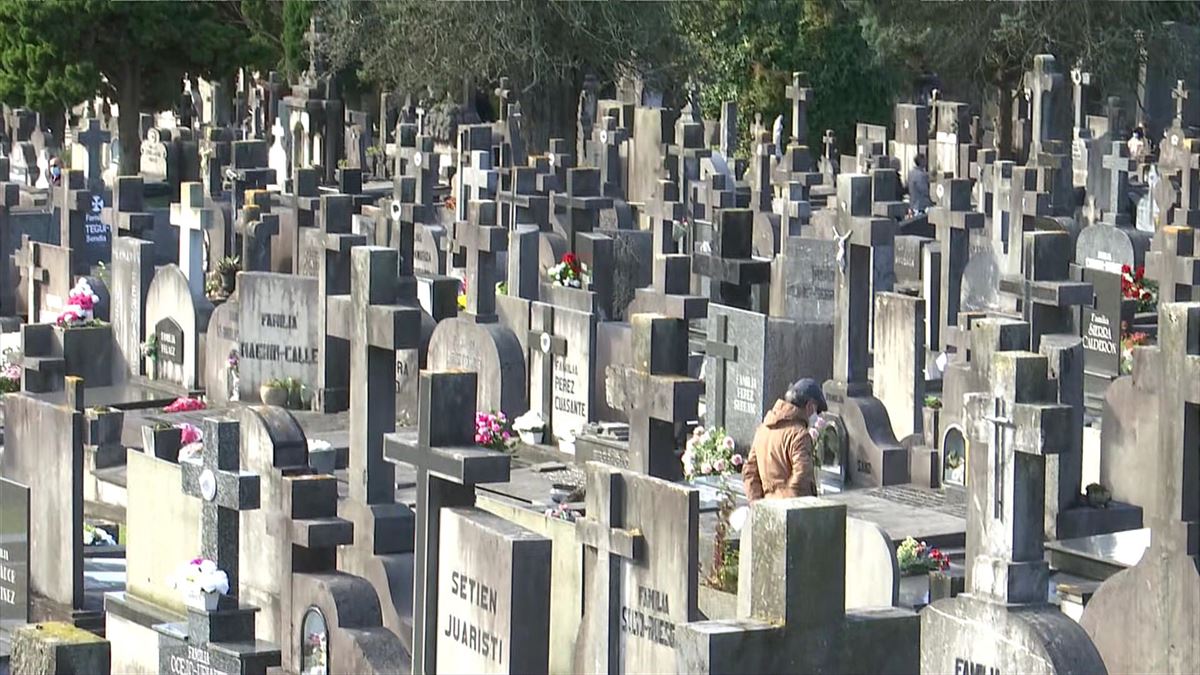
[0, 478, 31, 643]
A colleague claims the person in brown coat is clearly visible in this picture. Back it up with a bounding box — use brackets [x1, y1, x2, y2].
[743, 378, 827, 501]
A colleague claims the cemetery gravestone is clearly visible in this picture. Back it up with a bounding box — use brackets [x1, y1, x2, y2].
[920, 352, 1106, 675]
[384, 371, 549, 675]
[1081, 302, 1200, 674]
[674, 498, 919, 673]
[111, 237, 154, 377]
[237, 272, 321, 402]
[573, 464, 700, 675]
[0, 478, 31, 649]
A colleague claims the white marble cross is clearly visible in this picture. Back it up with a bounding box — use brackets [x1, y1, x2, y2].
[170, 182, 215, 296]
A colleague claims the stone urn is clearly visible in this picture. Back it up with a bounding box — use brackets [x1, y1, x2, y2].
[260, 384, 288, 407]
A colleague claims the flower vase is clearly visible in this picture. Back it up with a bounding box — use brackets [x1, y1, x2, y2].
[220, 271, 236, 294]
[187, 590, 222, 612]
[518, 428, 544, 445]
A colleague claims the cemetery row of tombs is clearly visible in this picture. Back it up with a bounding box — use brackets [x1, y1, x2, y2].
[0, 44, 1197, 675]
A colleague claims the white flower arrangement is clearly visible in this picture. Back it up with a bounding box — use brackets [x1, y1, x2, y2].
[83, 523, 115, 546]
[171, 557, 230, 609]
[513, 410, 545, 432]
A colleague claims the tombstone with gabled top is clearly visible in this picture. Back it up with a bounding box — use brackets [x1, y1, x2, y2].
[1081, 302, 1200, 674]
[384, 370, 551, 675]
[675, 497, 918, 674]
[153, 417, 281, 675]
[921, 351, 1106, 675]
[428, 199, 527, 416]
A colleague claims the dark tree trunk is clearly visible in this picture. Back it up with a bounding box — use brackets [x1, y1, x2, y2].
[116, 54, 142, 177]
[995, 83, 1015, 161]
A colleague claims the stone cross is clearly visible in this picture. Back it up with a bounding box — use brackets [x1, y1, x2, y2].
[327, 246, 421, 554]
[455, 126, 496, 222]
[526, 302, 569, 424]
[1172, 78, 1191, 127]
[541, 137, 574, 194]
[383, 370, 512, 675]
[590, 113, 628, 199]
[821, 128, 839, 179]
[999, 231, 1094, 349]
[56, 169, 93, 276]
[498, 165, 549, 230]
[76, 117, 110, 193]
[830, 173, 894, 394]
[773, 182, 812, 237]
[1026, 54, 1064, 155]
[109, 176, 154, 239]
[646, 179, 687, 255]
[179, 418, 262, 609]
[606, 313, 703, 479]
[786, 71, 813, 147]
[674, 499, 918, 673]
[1070, 68, 1092, 132]
[1146, 226, 1200, 304]
[452, 199, 506, 319]
[14, 236, 50, 323]
[407, 135, 439, 211]
[929, 178, 985, 351]
[966, 351, 1072, 603]
[238, 195, 279, 272]
[692, 208, 771, 310]
[552, 167, 612, 251]
[457, 149, 497, 222]
[634, 253, 708, 322]
[169, 182, 215, 297]
[690, 172, 735, 224]
[704, 312, 738, 429]
[1101, 141, 1135, 226]
[719, 100, 737, 158]
[495, 77, 514, 123]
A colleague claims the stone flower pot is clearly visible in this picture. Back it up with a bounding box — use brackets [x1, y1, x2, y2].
[220, 271, 237, 294]
[260, 385, 288, 407]
[518, 428, 545, 445]
[142, 425, 183, 462]
[186, 590, 222, 612]
[84, 408, 125, 446]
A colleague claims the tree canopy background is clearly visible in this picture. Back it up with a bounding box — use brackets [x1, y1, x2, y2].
[1, 0, 1197, 164]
